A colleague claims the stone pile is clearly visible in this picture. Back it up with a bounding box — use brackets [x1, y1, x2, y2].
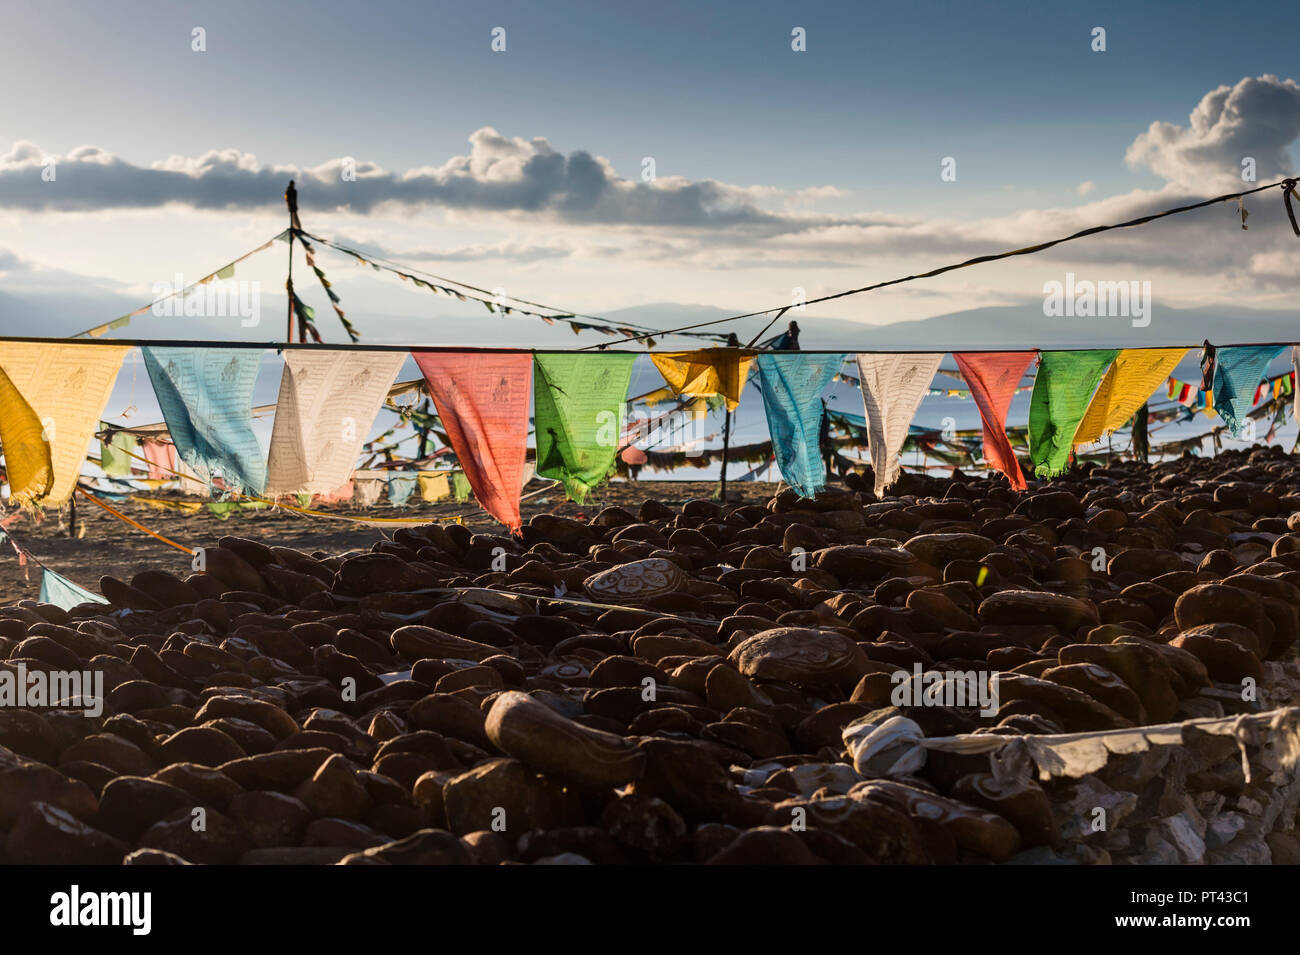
[2, 444, 1300, 864]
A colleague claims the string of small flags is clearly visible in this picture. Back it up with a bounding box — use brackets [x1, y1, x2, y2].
[296, 229, 729, 345]
[1166, 369, 1296, 408]
[832, 367, 1034, 398]
[297, 232, 360, 342]
[74, 232, 289, 339]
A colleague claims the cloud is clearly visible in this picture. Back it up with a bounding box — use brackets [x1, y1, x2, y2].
[334, 236, 578, 265]
[1125, 74, 1300, 188]
[0, 128, 847, 234]
[2, 75, 1299, 294]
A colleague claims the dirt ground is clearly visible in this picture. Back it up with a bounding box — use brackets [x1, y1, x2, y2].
[0, 479, 783, 603]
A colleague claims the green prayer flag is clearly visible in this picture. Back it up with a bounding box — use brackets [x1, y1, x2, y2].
[1028, 349, 1118, 477]
[533, 353, 636, 503]
[451, 470, 472, 502]
[216, 264, 236, 280]
[100, 431, 140, 477]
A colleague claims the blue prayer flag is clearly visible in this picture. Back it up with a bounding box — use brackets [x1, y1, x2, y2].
[1213, 345, 1284, 437]
[755, 353, 846, 498]
[40, 568, 108, 610]
[142, 347, 267, 494]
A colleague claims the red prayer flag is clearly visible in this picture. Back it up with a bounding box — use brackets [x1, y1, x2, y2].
[953, 351, 1037, 491]
[412, 351, 533, 534]
[140, 438, 178, 480]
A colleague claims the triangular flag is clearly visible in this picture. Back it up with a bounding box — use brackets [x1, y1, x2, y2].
[141, 347, 267, 495]
[1028, 349, 1117, 477]
[953, 351, 1037, 491]
[1074, 347, 1186, 446]
[0, 366, 52, 505]
[1213, 345, 1284, 436]
[265, 350, 406, 496]
[533, 353, 636, 503]
[39, 568, 108, 610]
[650, 349, 756, 412]
[0, 343, 130, 503]
[413, 351, 532, 533]
[755, 352, 845, 498]
[855, 353, 944, 498]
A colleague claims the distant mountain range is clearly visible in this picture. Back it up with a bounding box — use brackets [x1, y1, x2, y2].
[0, 284, 1294, 375]
[602, 301, 1299, 352]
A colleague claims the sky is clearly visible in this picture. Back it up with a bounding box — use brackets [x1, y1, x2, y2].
[1, 0, 1299, 349]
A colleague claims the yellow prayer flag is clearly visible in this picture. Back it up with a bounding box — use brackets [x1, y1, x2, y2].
[638, 386, 677, 407]
[417, 471, 452, 502]
[0, 343, 131, 503]
[1073, 347, 1186, 446]
[649, 348, 756, 411]
[137, 496, 204, 514]
[0, 366, 53, 505]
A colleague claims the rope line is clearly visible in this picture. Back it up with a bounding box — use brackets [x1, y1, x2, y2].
[581, 178, 1300, 349]
[74, 485, 195, 554]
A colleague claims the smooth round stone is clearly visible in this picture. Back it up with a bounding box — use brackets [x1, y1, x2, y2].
[485, 691, 646, 788]
[902, 533, 996, 566]
[728, 627, 867, 686]
[583, 558, 686, 601]
[977, 590, 1099, 630]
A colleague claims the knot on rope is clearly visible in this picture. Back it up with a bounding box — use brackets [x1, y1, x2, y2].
[1282, 178, 1300, 237]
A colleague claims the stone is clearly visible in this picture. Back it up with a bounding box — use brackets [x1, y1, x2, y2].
[151, 763, 243, 811]
[193, 695, 299, 739]
[1169, 633, 1264, 683]
[601, 795, 688, 861]
[59, 733, 157, 776]
[0, 761, 98, 826]
[772, 792, 933, 864]
[303, 818, 390, 849]
[1057, 642, 1180, 722]
[5, 802, 128, 865]
[978, 591, 1099, 631]
[813, 545, 919, 582]
[138, 807, 251, 865]
[729, 628, 867, 687]
[484, 691, 645, 789]
[902, 533, 997, 566]
[218, 748, 337, 792]
[704, 826, 823, 864]
[441, 758, 584, 835]
[295, 753, 374, 819]
[227, 790, 313, 847]
[158, 726, 247, 767]
[853, 779, 1021, 861]
[95, 776, 196, 841]
[337, 828, 474, 865]
[583, 558, 686, 600]
[123, 848, 193, 865]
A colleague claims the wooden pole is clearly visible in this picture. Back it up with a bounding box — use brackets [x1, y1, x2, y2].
[717, 408, 732, 501]
[285, 233, 295, 343]
[284, 180, 298, 343]
[417, 397, 431, 460]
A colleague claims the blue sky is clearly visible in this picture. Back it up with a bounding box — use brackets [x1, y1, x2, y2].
[1, 0, 1299, 344]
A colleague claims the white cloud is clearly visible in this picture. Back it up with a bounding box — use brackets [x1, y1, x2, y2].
[1126, 74, 1300, 188]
